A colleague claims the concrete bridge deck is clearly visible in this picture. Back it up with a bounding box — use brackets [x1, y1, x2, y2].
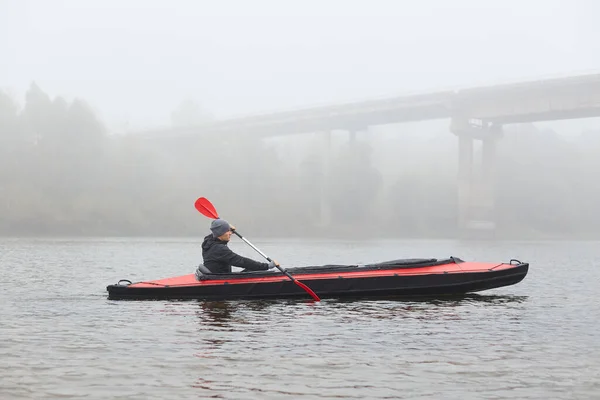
[140, 72, 600, 138]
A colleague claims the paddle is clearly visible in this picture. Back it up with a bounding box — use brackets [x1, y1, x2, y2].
[194, 197, 321, 302]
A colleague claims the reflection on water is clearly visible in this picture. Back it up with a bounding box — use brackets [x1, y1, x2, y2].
[327, 293, 529, 306]
[196, 301, 237, 327]
[193, 294, 530, 329]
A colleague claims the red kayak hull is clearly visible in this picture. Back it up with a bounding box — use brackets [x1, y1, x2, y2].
[106, 257, 529, 300]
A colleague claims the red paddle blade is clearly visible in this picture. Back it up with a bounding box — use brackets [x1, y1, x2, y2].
[294, 280, 321, 301]
[195, 197, 219, 219]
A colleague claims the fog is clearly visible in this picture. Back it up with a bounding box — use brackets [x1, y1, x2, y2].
[2, 0, 600, 239]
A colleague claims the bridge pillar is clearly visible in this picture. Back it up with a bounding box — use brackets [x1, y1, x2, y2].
[349, 130, 357, 144]
[348, 126, 371, 148]
[457, 131, 474, 233]
[451, 117, 502, 238]
[319, 130, 332, 227]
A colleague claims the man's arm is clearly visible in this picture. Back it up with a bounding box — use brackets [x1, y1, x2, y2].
[214, 244, 270, 271]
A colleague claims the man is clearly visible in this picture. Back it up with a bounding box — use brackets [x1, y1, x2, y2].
[201, 218, 280, 273]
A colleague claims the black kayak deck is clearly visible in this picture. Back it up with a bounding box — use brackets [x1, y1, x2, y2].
[195, 257, 463, 281]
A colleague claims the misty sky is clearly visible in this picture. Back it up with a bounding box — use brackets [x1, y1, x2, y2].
[2, 0, 599, 132]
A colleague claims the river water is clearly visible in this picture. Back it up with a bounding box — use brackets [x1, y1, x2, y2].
[0, 237, 598, 399]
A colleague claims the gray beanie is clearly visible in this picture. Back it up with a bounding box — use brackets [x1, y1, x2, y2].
[210, 218, 231, 237]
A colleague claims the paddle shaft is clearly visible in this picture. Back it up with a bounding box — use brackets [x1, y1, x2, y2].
[233, 231, 270, 260]
[232, 231, 297, 282]
[232, 230, 320, 301]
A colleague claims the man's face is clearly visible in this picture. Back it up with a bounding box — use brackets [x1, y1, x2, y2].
[218, 230, 232, 242]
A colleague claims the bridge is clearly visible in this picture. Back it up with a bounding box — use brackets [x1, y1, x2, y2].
[138, 72, 600, 236]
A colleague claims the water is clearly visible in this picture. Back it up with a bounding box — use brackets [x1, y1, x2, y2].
[1, 237, 599, 399]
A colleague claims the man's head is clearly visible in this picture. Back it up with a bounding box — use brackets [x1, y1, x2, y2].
[210, 218, 232, 241]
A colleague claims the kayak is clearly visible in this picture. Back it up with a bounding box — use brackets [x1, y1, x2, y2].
[106, 256, 529, 301]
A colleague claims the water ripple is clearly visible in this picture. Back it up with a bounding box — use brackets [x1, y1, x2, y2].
[1, 238, 599, 399]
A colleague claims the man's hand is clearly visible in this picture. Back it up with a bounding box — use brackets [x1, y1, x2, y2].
[229, 225, 236, 232]
[268, 260, 280, 269]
